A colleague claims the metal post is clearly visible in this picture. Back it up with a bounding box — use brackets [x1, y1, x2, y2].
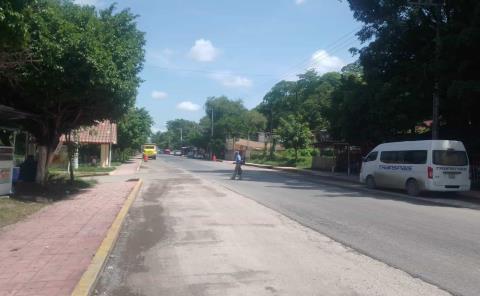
[408, 0, 443, 139]
[25, 132, 29, 161]
[347, 144, 351, 176]
[211, 109, 214, 137]
[431, 3, 441, 140]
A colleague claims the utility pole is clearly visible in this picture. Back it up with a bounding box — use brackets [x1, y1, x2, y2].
[180, 128, 183, 146]
[211, 108, 214, 137]
[408, 0, 444, 139]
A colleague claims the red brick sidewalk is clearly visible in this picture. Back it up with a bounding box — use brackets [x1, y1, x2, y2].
[110, 156, 142, 176]
[0, 163, 138, 296]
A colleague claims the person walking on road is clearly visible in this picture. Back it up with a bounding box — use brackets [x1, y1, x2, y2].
[231, 151, 243, 180]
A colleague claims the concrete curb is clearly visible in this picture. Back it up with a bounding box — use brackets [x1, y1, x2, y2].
[71, 179, 143, 296]
[136, 158, 142, 172]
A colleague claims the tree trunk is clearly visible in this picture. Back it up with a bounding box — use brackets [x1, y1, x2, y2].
[68, 145, 75, 184]
[295, 148, 298, 164]
[36, 145, 48, 185]
[269, 137, 276, 160]
[35, 140, 59, 185]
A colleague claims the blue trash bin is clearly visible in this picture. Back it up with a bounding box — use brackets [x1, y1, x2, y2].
[12, 167, 20, 183]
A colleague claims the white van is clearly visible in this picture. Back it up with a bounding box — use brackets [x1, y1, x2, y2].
[360, 140, 470, 196]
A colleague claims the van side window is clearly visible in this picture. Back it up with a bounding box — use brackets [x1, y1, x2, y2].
[381, 150, 427, 164]
[380, 151, 399, 163]
[404, 150, 427, 164]
[433, 150, 468, 166]
[365, 151, 378, 162]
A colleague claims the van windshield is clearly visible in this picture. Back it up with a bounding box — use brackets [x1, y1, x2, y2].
[433, 150, 468, 166]
[144, 145, 156, 150]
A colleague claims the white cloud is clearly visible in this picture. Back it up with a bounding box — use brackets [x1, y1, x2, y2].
[188, 39, 219, 62]
[210, 71, 253, 88]
[147, 48, 174, 66]
[308, 50, 346, 74]
[74, 0, 101, 5]
[151, 91, 168, 100]
[177, 101, 200, 112]
[295, 0, 306, 5]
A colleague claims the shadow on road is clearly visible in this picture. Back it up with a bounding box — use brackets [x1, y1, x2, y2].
[189, 168, 480, 210]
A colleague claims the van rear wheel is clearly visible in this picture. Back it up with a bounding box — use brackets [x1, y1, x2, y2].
[366, 176, 376, 189]
[406, 179, 420, 196]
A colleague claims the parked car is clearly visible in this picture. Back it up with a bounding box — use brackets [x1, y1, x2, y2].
[163, 149, 171, 155]
[173, 150, 182, 156]
[360, 140, 471, 196]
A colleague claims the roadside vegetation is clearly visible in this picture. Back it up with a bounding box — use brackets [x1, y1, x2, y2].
[0, 198, 45, 228]
[0, 0, 147, 184]
[250, 149, 315, 169]
[49, 163, 119, 178]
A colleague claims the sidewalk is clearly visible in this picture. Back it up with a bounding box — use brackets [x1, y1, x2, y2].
[109, 156, 142, 176]
[0, 159, 140, 296]
[245, 162, 480, 199]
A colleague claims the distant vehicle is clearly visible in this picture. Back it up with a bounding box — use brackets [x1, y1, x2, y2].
[360, 140, 471, 196]
[173, 150, 182, 156]
[142, 144, 157, 160]
[163, 149, 171, 155]
[194, 153, 205, 159]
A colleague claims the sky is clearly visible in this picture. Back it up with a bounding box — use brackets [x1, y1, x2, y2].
[74, 0, 363, 132]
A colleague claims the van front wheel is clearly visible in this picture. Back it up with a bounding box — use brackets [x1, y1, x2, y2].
[406, 179, 420, 196]
[366, 176, 376, 189]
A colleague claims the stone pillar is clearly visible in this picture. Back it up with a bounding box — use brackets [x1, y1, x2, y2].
[100, 143, 109, 168]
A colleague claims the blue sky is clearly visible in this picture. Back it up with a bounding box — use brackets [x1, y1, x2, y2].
[75, 0, 362, 132]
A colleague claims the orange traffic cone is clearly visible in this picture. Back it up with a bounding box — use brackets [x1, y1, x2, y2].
[143, 154, 148, 162]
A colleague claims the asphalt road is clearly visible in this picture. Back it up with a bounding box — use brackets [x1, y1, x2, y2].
[156, 155, 480, 296]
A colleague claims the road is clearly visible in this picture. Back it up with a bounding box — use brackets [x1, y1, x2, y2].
[95, 155, 480, 296]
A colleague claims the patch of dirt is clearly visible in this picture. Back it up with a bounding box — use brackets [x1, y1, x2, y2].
[0, 198, 45, 228]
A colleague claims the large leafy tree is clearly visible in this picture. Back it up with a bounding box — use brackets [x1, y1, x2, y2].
[117, 107, 153, 152]
[243, 110, 267, 140]
[203, 96, 248, 139]
[165, 119, 200, 149]
[347, 0, 480, 149]
[0, 0, 33, 73]
[0, 0, 145, 183]
[257, 80, 298, 133]
[277, 115, 312, 163]
[257, 70, 341, 138]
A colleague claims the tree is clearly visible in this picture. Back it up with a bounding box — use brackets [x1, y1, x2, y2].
[0, 0, 145, 183]
[203, 96, 247, 139]
[116, 107, 153, 160]
[257, 80, 298, 133]
[151, 131, 168, 149]
[257, 71, 341, 134]
[0, 0, 34, 77]
[243, 110, 267, 140]
[346, 0, 480, 149]
[277, 115, 312, 163]
[165, 119, 200, 149]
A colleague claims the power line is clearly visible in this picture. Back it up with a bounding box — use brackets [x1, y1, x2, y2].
[252, 31, 360, 94]
[251, 27, 361, 93]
